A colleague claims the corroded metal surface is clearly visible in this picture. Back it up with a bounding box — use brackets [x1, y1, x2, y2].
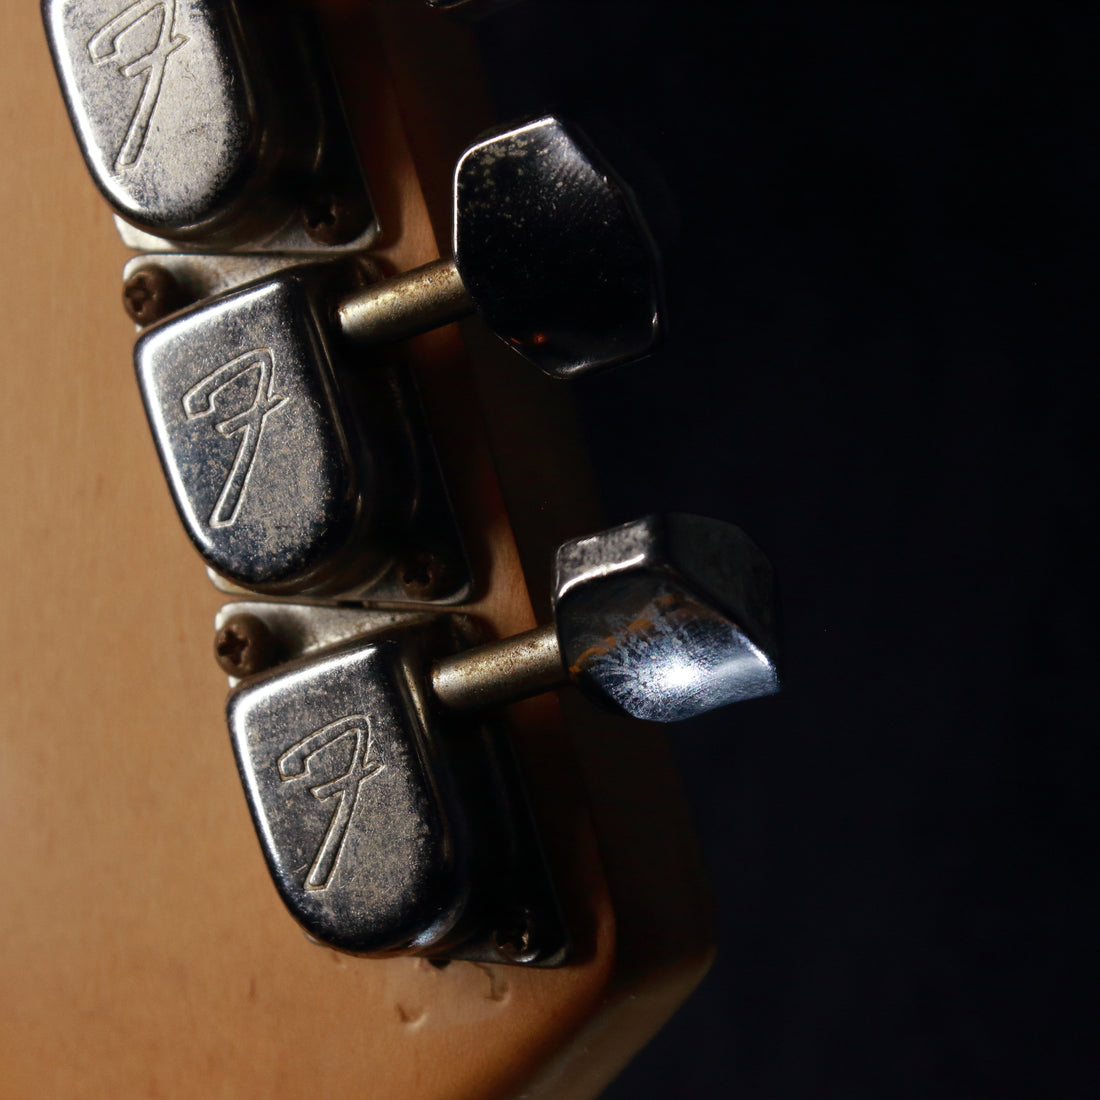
[432, 515, 779, 724]
[554, 515, 780, 722]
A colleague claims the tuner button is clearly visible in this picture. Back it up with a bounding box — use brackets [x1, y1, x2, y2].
[335, 115, 662, 377]
[135, 271, 363, 591]
[553, 515, 780, 722]
[431, 513, 779, 723]
[453, 116, 662, 378]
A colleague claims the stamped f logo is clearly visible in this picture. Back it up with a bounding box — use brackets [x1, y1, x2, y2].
[182, 348, 289, 530]
[278, 717, 387, 892]
[87, 0, 188, 171]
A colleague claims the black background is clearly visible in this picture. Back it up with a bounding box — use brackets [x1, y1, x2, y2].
[474, 4, 1098, 1097]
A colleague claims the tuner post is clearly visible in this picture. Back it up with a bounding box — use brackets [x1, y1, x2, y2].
[431, 625, 564, 712]
[336, 259, 474, 345]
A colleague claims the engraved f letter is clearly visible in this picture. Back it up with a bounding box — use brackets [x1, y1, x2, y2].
[182, 349, 288, 529]
[278, 717, 386, 892]
[88, 0, 188, 171]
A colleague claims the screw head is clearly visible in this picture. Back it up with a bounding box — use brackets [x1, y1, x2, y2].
[215, 613, 278, 678]
[123, 265, 185, 326]
[492, 906, 541, 964]
[400, 552, 452, 601]
[302, 191, 367, 247]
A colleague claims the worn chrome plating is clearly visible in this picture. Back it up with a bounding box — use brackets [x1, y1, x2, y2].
[44, 0, 377, 250]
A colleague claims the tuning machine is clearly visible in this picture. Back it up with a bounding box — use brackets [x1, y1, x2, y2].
[136, 259, 471, 602]
[43, 0, 375, 252]
[222, 515, 778, 963]
[134, 116, 662, 599]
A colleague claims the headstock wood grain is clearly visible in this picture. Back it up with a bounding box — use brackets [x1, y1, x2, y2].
[0, 2, 712, 1098]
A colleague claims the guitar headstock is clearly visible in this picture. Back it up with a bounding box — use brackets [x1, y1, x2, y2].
[11, 6, 1086, 1098]
[3, 3, 788, 1096]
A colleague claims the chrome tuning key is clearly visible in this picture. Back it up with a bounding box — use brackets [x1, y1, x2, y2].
[137, 262, 470, 602]
[42, 0, 375, 251]
[222, 514, 778, 963]
[134, 116, 661, 598]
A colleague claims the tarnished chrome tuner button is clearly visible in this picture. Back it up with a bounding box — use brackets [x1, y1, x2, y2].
[430, 514, 780, 721]
[553, 515, 780, 721]
[226, 616, 568, 964]
[135, 264, 470, 601]
[42, 0, 374, 250]
[453, 117, 663, 378]
[336, 115, 663, 378]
